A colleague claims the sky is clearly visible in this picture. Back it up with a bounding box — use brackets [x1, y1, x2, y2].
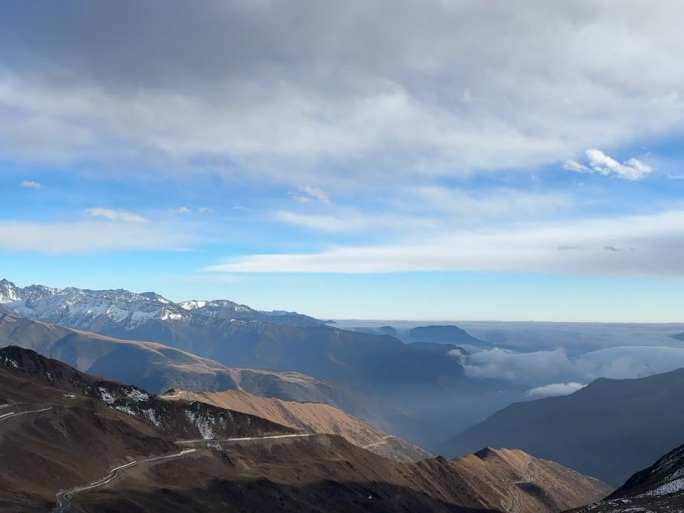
[2, 0, 684, 321]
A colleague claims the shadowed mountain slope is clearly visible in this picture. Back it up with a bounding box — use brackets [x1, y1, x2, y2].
[567, 441, 684, 512]
[443, 368, 684, 486]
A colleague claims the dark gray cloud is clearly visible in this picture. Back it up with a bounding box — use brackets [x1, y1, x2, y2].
[1, 1, 684, 185]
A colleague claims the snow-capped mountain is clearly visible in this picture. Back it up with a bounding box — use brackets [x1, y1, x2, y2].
[0, 279, 321, 332]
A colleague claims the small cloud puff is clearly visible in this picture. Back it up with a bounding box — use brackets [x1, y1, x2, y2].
[564, 149, 653, 181]
[20, 180, 42, 188]
[173, 206, 215, 214]
[525, 382, 586, 399]
[85, 208, 148, 223]
[291, 186, 330, 203]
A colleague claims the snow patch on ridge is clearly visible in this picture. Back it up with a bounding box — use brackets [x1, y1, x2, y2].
[185, 410, 216, 439]
[98, 387, 116, 405]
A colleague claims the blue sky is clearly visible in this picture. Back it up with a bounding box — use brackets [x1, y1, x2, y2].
[2, 1, 684, 321]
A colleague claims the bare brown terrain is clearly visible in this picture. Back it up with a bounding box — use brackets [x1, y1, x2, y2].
[68, 437, 611, 513]
[161, 388, 432, 462]
[0, 346, 610, 512]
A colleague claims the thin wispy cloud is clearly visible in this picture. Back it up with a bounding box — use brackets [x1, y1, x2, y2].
[84, 208, 149, 223]
[19, 180, 42, 188]
[291, 186, 330, 203]
[207, 209, 684, 276]
[0, 220, 189, 253]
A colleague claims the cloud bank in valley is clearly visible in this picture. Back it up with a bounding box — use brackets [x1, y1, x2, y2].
[463, 346, 684, 385]
[526, 382, 587, 399]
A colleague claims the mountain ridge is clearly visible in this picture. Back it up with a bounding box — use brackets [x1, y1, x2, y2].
[443, 367, 684, 486]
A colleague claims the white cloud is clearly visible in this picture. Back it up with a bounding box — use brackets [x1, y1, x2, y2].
[562, 160, 589, 173]
[463, 345, 684, 385]
[415, 187, 572, 218]
[574, 346, 684, 380]
[207, 209, 684, 276]
[19, 180, 42, 188]
[84, 208, 149, 223]
[275, 210, 438, 234]
[0, 221, 190, 253]
[276, 188, 573, 234]
[463, 348, 573, 382]
[291, 186, 330, 203]
[564, 149, 653, 180]
[174, 207, 191, 214]
[526, 382, 586, 399]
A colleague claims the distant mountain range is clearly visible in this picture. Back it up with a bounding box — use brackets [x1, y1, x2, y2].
[0, 278, 523, 447]
[0, 278, 322, 329]
[0, 312, 392, 428]
[0, 346, 610, 512]
[442, 367, 684, 486]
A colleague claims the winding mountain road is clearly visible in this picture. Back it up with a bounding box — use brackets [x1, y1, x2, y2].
[505, 456, 534, 513]
[52, 449, 200, 513]
[176, 432, 316, 445]
[52, 433, 316, 512]
[362, 435, 397, 449]
[0, 406, 52, 422]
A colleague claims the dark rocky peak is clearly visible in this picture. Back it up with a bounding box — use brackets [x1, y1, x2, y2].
[0, 345, 84, 385]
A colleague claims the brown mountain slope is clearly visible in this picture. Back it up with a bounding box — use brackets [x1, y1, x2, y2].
[0, 312, 394, 426]
[454, 448, 612, 513]
[1, 347, 610, 513]
[0, 346, 296, 511]
[161, 388, 432, 462]
[67, 438, 611, 513]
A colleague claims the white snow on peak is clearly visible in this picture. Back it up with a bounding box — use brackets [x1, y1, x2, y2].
[0, 280, 22, 303]
[179, 300, 207, 310]
[159, 308, 183, 321]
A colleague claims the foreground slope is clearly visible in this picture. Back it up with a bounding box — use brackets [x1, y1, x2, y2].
[160, 389, 432, 462]
[0, 346, 609, 513]
[569, 442, 684, 513]
[0, 346, 296, 510]
[443, 369, 684, 486]
[66, 442, 610, 513]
